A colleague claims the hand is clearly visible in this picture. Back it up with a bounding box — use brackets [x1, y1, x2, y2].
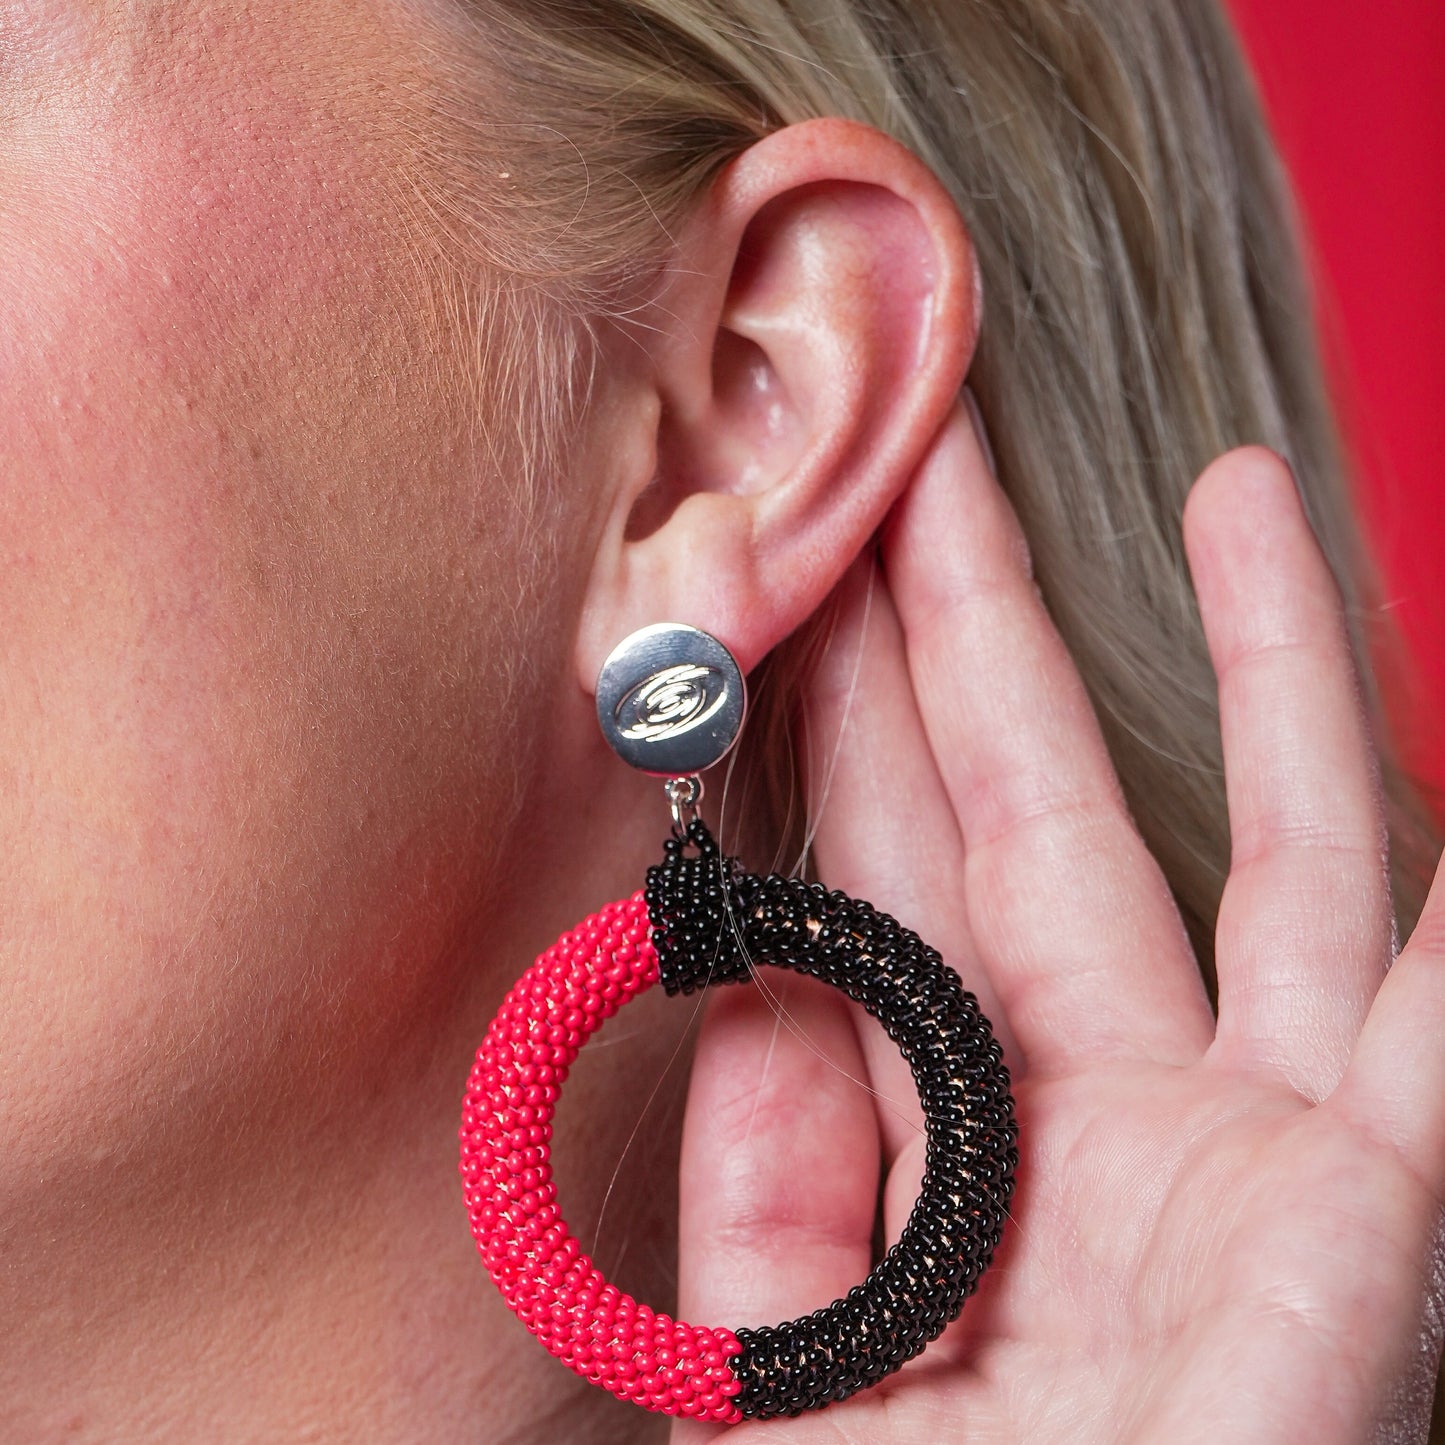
[670, 402, 1445, 1443]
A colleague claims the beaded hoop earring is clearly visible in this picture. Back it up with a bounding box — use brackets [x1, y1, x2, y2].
[458, 623, 1017, 1422]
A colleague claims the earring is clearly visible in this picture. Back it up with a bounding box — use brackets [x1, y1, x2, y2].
[459, 623, 1017, 1422]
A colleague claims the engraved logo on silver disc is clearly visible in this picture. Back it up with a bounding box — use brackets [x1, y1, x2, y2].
[617, 664, 731, 743]
[597, 624, 746, 776]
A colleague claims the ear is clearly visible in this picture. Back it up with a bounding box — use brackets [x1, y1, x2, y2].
[574, 117, 980, 690]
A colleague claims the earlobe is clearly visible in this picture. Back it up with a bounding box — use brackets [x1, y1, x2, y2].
[575, 117, 979, 694]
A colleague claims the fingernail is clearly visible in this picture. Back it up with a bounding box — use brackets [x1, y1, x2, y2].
[962, 385, 998, 477]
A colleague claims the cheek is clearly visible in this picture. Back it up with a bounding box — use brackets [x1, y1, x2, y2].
[0, 31, 416, 840]
[0, 10, 553, 1164]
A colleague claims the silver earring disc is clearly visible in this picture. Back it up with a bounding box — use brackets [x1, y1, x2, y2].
[596, 624, 747, 777]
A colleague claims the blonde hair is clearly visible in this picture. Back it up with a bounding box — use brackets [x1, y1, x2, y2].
[404, 0, 1437, 978]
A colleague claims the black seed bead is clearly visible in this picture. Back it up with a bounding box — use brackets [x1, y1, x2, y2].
[645, 818, 1019, 1420]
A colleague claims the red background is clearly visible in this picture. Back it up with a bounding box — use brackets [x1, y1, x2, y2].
[1228, 0, 1445, 798]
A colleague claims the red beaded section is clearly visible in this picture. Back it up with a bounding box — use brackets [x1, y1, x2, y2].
[459, 891, 744, 1422]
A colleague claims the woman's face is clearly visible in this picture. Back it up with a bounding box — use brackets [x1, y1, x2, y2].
[0, 1, 567, 1197]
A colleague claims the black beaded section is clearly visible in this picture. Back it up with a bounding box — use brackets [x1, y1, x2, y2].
[645, 819, 1018, 1420]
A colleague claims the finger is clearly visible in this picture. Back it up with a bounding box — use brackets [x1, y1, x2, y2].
[883, 402, 1213, 1075]
[1336, 850, 1445, 1187]
[676, 970, 879, 1331]
[804, 553, 1018, 1168]
[1185, 448, 1393, 1100]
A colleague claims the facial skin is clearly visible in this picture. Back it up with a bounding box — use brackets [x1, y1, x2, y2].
[0, 2, 630, 1433]
[1, 0, 514, 1180]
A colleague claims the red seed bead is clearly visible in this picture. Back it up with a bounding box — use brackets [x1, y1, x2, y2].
[459, 891, 743, 1423]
